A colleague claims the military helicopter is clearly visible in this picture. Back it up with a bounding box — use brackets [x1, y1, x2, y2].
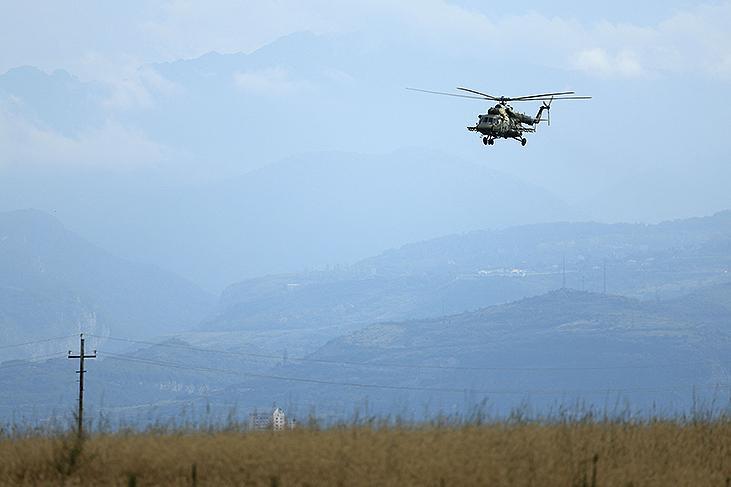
[407, 87, 591, 146]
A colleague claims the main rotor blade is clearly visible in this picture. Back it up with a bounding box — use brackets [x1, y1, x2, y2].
[510, 96, 592, 102]
[456, 87, 499, 101]
[406, 87, 489, 100]
[511, 91, 575, 100]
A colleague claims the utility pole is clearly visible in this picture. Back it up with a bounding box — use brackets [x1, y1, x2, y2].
[68, 333, 96, 437]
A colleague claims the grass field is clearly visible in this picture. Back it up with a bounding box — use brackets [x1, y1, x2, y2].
[1, 419, 729, 486]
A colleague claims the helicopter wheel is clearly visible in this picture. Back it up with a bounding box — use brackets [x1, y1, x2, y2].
[482, 137, 488, 145]
[521, 138, 527, 147]
[488, 139, 494, 145]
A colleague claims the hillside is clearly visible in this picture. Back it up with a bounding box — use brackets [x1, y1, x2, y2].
[0, 210, 214, 351]
[4, 286, 726, 424]
[204, 211, 731, 335]
[233, 287, 730, 416]
[169, 148, 575, 289]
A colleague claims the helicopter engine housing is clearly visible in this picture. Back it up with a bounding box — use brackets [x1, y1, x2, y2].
[515, 112, 536, 125]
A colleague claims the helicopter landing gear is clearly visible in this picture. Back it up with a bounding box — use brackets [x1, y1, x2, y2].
[488, 139, 494, 145]
[483, 137, 488, 145]
[483, 137, 494, 146]
[521, 138, 527, 147]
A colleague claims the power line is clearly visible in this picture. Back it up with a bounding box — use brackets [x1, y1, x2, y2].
[89, 334, 730, 372]
[0, 352, 68, 370]
[100, 352, 731, 397]
[1, 339, 727, 407]
[0, 335, 76, 351]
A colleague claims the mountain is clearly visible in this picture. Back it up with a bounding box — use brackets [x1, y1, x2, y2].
[230, 287, 731, 417]
[0, 66, 106, 136]
[172, 148, 575, 288]
[2, 286, 728, 424]
[205, 211, 731, 336]
[1, 145, 577, 291]
[0, 59, 578, 290]
[0, 209, 214, 352]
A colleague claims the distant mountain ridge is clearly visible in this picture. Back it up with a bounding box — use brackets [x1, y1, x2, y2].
[205, 210, 731, 336]
[213, 286, 731, 417]
[12, 147, 569, 292]
[173, 148, 575, 287]
[355, 209, 731, 277]
[0, 209, 214, 351]
[2, 285, 728, 423]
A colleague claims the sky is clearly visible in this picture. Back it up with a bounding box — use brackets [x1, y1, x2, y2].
[2, 1, 730, 80]
[1, 1, 731, 290]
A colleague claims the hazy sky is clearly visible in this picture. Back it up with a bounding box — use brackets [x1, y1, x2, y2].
[2, 1, 729, 80]
[2, 0, 726, 198]
[2, 1, 731, 289]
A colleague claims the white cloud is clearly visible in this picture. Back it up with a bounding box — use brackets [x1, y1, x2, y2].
[3, 1, 730, 81]
[263, 1, 731, 80]
[102, 66, 184, 110]
[573, 48, 645, 78]
[651, 2, 731, 78]
[70, 52, 184, 110]
[0, 107, 168, 169]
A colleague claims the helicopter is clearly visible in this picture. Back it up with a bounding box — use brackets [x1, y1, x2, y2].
[407, 87, 591, 146]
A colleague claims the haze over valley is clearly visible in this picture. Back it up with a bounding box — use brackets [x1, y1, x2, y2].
[1, 207, 730, 423]
[2, 1, 731, 427]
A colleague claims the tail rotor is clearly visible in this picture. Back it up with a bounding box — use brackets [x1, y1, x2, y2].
[542, 96, 554, 126]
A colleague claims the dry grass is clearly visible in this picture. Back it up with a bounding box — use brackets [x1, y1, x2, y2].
[0, 420, 729, 486]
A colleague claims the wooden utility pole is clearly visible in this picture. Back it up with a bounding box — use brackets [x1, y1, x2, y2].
[68, 333, 96, 437]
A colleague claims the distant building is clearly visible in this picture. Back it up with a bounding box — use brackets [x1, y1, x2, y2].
[248, 412, 271, 430]
[272, 407, 286, 431]
[248, 407, 295, 431]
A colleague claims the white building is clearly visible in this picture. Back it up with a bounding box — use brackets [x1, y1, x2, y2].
[272, 407, 286, 431]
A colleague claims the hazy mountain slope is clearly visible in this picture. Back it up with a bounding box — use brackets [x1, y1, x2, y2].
[172, 148, 573, 289]
[2, 286, 728, 424]
[357, 210, 731, 277]
[233, 288, 730, 416]
[0, 66, 106, 136]
[0, 209, 214, 348]
[205, 211, 731, 335]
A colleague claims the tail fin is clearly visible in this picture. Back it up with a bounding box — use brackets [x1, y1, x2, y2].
[535, 97, 553, 125]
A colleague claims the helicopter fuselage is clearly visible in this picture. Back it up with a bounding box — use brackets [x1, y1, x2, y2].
[467, 103, 541, 146]
[472, 114, 525, 138]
